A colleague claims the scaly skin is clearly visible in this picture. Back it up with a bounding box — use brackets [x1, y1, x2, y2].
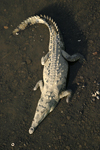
[13, 15, 84, 134]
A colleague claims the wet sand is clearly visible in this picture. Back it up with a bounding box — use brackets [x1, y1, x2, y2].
[0, 0, 100, 149]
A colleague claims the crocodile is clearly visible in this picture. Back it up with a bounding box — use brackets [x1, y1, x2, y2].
[13, 15, 84, 134]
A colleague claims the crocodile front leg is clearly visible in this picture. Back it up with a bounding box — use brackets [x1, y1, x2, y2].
[62, 50, 85, 63]
[33, 80, 43, 92]
[41, 51, 51, 65]
[59, 89, 72, 103]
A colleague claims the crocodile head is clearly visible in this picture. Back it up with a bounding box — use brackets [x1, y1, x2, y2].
[29, 92, 59, 134]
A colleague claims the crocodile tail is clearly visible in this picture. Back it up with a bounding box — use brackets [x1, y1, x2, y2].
[40, 14, 59, 33]
[12, 15, 47, 35]
[12, 15, 59, 35]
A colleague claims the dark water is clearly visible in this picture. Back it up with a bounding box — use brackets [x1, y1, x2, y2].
[0, 0, 100, 149]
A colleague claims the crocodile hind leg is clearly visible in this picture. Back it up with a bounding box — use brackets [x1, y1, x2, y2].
[33, 80, 43, 92]
[62, 50, 85, 63]
[59, 90, 72, 103]
[41, 51, 51, 65]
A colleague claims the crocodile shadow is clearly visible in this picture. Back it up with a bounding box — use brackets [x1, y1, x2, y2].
[37, 3, 87, 99]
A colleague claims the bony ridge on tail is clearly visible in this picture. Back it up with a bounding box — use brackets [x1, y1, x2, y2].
[13, 15, 85, 134]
